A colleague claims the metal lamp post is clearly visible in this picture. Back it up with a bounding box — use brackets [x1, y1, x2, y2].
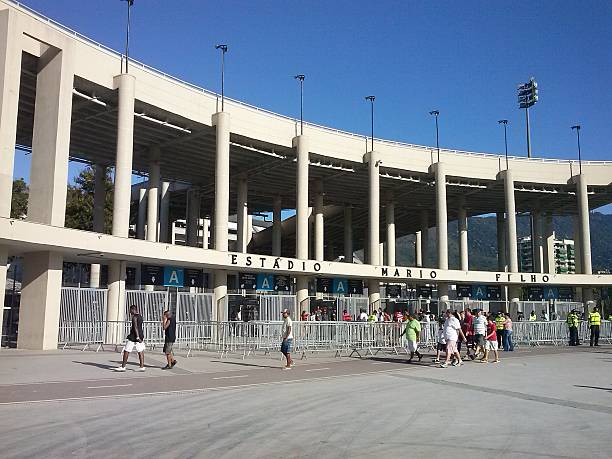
[120, 0, 134, 74]
[294, 75, 305, 135]
[215, 44, 228, 111]
[498, 120, 509, 169]
[429, 110, 440, 162]
[365, 95, 375, 150]
[571, 124, 582, 174]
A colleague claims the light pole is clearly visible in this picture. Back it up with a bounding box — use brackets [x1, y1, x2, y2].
[120, 0, 134, 74]
[571, 124, 582, 174]
[517, 77, 538, 158]
[215, 44, 228, 111]
[294, 74, 305, 135]
[365, 95, 375, 150]
[498, 120, 509, 169]
[429, 110, 440, 162]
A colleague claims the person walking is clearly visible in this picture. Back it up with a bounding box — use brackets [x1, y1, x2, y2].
[440, 310, 466, 368]
[463, 308, 475, 360]
[472, 309, 487, 359]
[480, 315, 500, 363]
[433, 319, 446, 363]
[162, 310, 177, 369]
[400, 313, 423, 363]
[502, 313, 514, 352]
[115, 305, 145, 372]
[280, 308, 293, 369]
[588, 306, 601, 347]
[495, 312, 505, 350]
[567, 309, 580, 346]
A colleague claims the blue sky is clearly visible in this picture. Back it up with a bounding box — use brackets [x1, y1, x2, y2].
[13, 0, 612, 210]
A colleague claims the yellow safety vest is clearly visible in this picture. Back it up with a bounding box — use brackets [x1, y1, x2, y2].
[566, 314, 578, 328]
[495, 316, 505, 330]
[529, 315, 536, 322]
[588, 312, 601, 326]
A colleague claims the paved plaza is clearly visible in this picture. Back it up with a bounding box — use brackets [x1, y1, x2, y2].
[0, 346, 611, 458]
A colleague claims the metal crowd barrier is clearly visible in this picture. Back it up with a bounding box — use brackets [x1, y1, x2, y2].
[58, 319, 611, 356]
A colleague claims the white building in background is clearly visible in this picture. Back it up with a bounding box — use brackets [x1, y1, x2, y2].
[519, 236, 576, 274]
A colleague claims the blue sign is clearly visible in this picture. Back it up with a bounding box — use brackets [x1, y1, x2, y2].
[256, 273, 274, 291]
[543, 286, 559, 300]
[332, 278, 348, 295]
[472, 285, 487, 300]
[163, 266, 184, 287]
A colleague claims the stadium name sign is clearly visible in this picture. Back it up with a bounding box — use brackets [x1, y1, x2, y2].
[228, 253, 552, 284]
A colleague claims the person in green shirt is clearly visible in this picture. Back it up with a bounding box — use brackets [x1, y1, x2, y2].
[400, 313, 423, 363]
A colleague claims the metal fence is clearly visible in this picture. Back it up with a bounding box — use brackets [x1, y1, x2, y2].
[176, 292, 213, 322]
[60, 287, 107, 322]
[125, 290, 168, 321]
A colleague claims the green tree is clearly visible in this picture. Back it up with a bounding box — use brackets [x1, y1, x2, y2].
[10, 178, 28, 219]
[65, 166, 114, 232]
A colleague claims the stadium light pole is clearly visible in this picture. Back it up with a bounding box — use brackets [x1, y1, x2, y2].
[571, 124, 582, 174]
[365, 95, 375, 150]
[498, 120, 509, 169]
[294, 75, 305, 135]
[120, 0, 134, 74]
[429, 110, 440, 162]
[215, 44, 228, 111]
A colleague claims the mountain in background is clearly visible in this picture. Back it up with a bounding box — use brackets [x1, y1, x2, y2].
[395, 212, 612, 271]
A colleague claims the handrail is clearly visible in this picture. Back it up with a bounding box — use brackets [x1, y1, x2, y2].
[4, 0, 612, 166]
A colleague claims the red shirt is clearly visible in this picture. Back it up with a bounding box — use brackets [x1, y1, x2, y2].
[486, 322, 497, 341]
[342, 313, 351, 321]
[464, 314, 474, 336]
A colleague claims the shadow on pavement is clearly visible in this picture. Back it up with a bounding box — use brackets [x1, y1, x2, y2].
[574, 385, 612, 392]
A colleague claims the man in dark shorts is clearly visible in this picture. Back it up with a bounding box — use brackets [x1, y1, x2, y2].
[472, 309, 487, 359]
[463, 308, 476, 360]
[162, 310, 177, 369]
[115, 305, 145, 372]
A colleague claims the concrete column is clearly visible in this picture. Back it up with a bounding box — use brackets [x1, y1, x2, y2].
[385, 199, 396, 266]
[575, 174, 592, 275]
[106, 260, 127, 344]
[0, 9, 23, 219]
[111, 74, 136, 237]
[186, 190, 200, 247]
[544, 215, 555, 274]
[314, 181, 324, 261]
[147, 157, 160, 242]
[420, 210, 429, 268]
[159, 181, 170, 243]
[213, 112, 230, 252]
[379, 242, 385, 266]
[458, 204, 468, 271]
[272, 196, 282, 256]
[415, 232, 422, 267]
[296, 276, 309, 319]
[0, 247, 7, 344]
[136, 188, 146, 239]
[343, 207, 353, 263]
[202, 218, 210, 249]
[366, 150, 380, 308]
[90, 164, 106, 288]
[27, 48, 74, 226]
[496, 213, 507, 271]
[533, 210, 544, 273]
[236, 176, 248, 253]
[18, 252, 63, 349]
[294, 135, 309, 260]
[213, 270, 227, 322]
[502, 170, 518, 273]
[430, 163, 448, 270]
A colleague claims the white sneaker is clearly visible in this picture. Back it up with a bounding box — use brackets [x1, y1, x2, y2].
[282, 366, 292, 370]
[136, 367, 146, 372]
[115, 366, 126, 372]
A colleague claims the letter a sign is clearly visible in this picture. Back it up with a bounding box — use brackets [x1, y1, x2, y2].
[332, 278, 348, 295]
[256, 273, 274, 291]
[163, 266, 184, 287]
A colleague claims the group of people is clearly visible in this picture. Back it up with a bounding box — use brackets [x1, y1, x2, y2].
[567, 306, 602, 347]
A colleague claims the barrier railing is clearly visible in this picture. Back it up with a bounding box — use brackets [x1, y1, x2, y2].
[58, 319, 611, 356]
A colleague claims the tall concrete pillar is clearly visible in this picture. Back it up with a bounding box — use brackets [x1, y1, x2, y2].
[294, 135, 309, 260]
[533, 210, 544, 273]
[212, 111, 230, 321]
[136, 188, 146, 239]
[344, 206, 353, 263]
[147, 156, 160, 242]
[501, 170, 520, 305]
[296, 276, 309, 319]
[314, 181, 324, 262]
[415, 232, 422, 267]
[0, 9, 23, 219]
[272, 196, 282, 256]
[420, 210, 429, 268]
[366, 150, 380, 309]
[458, 204, 468, 271]
[159, 181, 170, 243]
[19, 44, 74, 350]
[186, 190, 200, 247]
[385, 198, 396, 266]
[575, 174, 593, 303]
[496, 213, 507, 271]
[107, 260, 126, 344]
[431, 163, 449, 304]
[543, 215, 555, 274]
[236, 176, 248, 253]
[90, 164, 106, 288]
[108, 73, 135, 328]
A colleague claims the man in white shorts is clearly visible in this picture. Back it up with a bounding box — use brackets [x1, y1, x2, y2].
[400, 313, 423, 363]
[441, 310, 466, 368]
[115, 305, 146, 372]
